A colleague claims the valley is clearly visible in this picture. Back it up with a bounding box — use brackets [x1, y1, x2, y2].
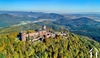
[0, 11, 100, 42]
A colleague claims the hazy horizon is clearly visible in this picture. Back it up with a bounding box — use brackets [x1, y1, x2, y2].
[0, 0, 100, 13]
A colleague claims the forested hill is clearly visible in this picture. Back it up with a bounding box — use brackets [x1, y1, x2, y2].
[0, 30, 100, 58]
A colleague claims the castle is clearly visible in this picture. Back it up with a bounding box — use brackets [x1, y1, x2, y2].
[20, 25, 56, 41]
[20, 25, 67, 41]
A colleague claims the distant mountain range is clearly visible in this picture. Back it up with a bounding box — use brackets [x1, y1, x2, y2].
[0, 11, 65, 27]
[0, 14, 35, 27]
[53, 17, 100, 42]
[37, 13, 65, 19]
[0, 11, 100, 42]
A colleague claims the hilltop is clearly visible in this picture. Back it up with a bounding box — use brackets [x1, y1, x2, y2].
[0, 28, 100, 58]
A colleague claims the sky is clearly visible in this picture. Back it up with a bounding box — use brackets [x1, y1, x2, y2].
[0, 0, 100, 13]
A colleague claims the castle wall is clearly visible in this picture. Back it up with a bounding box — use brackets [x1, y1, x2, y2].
[28, 32, 38, 37]
[21, 33, 27, 41]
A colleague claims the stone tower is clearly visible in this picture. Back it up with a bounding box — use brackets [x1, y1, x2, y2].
[42, 25, 46, 30]
[21, 31, 26, 41]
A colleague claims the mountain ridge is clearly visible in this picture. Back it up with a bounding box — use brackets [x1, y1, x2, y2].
[0, 11, 100, 42]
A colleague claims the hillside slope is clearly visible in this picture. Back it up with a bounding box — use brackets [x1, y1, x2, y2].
[0, 30, 100, 58]
[53, 17, 100, 42]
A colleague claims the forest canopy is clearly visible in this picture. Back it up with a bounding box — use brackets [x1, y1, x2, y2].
[0, 31, 100, 58]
